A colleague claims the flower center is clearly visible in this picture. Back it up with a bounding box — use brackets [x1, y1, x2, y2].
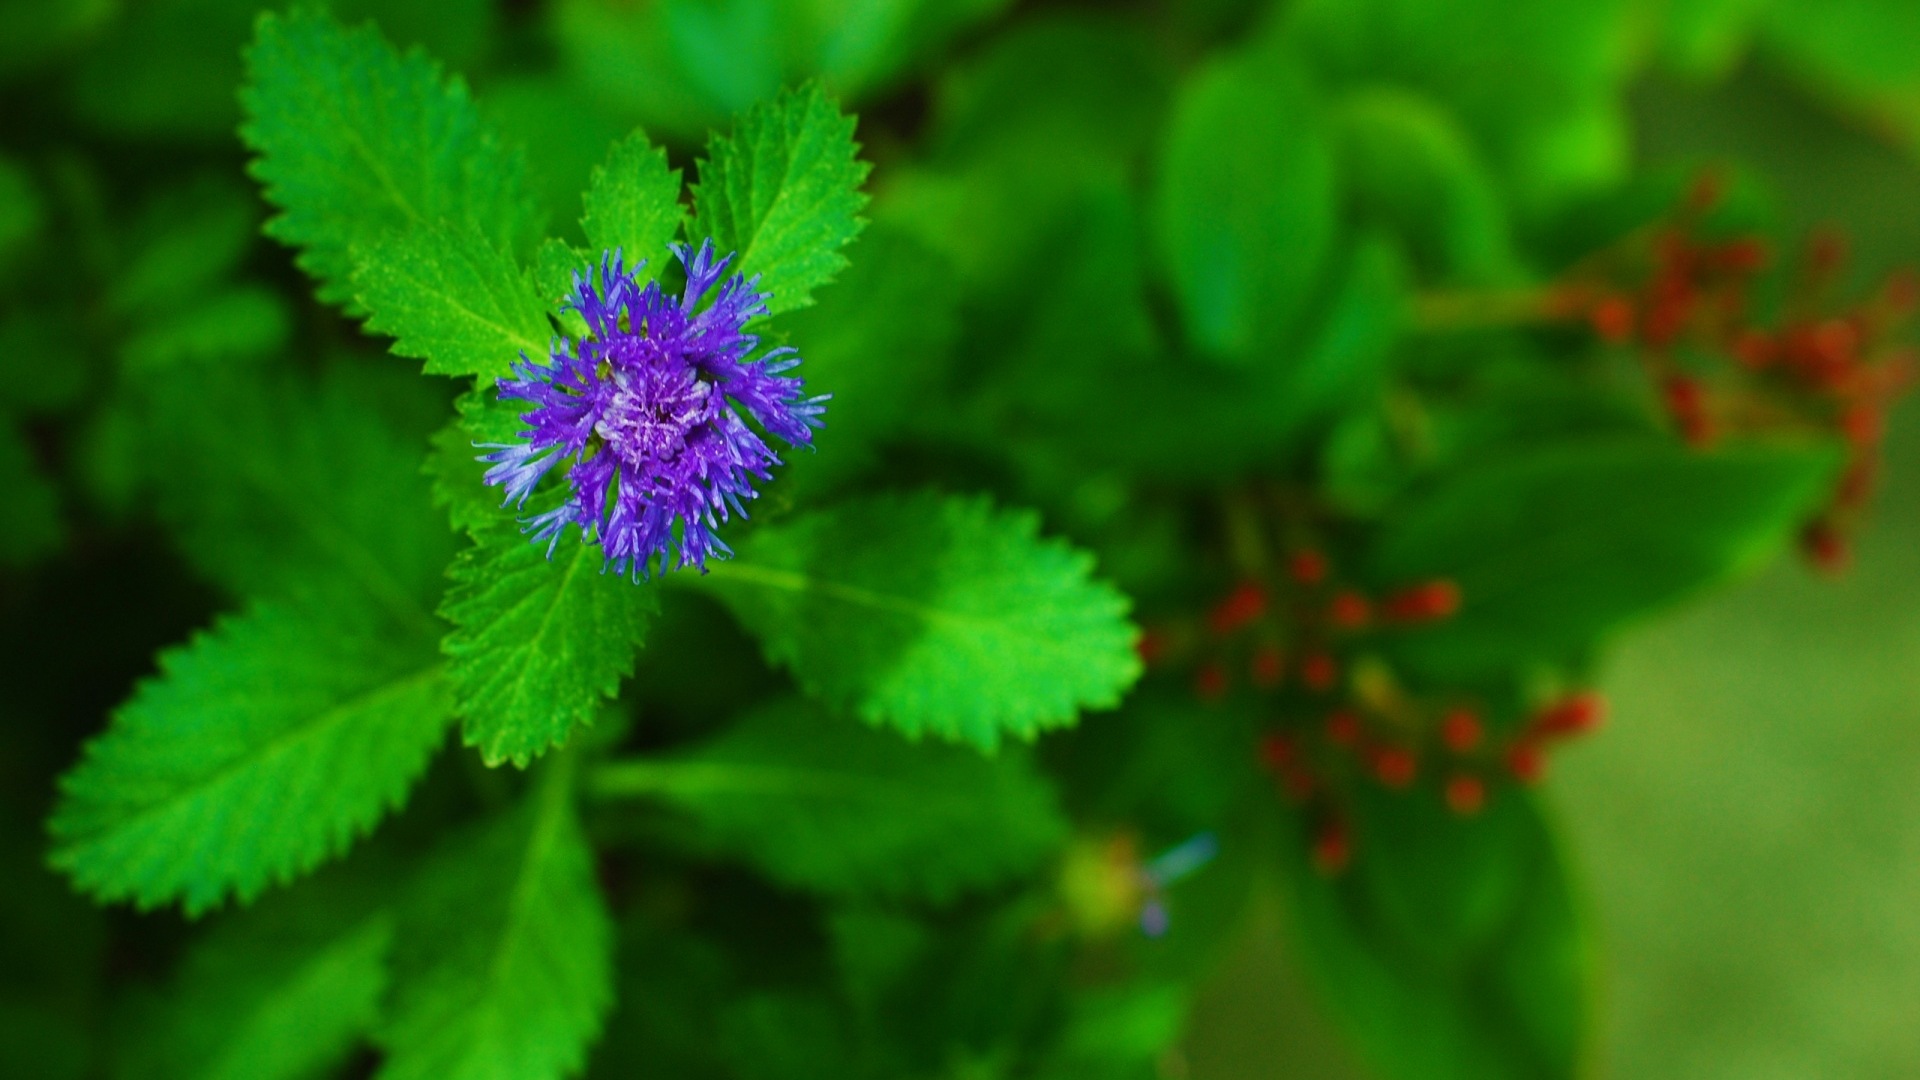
[593, 363, 717, 479]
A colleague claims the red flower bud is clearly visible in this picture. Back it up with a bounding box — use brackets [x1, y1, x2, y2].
[1289, 549, 1328, 586]
[1325, 709, 1362, 747]
[1312, 820, 1351, 875]
[1802, 522, 1851, 574]
[1328, 591, 1372, 630]
[1507, 742, 1546, 784]
[1590, 294, 1636, 344]
[1135, 628, 1170, 667]
[1300, 652, 1339, 693]
[1207, 580, 1267, 635]
[1249, 644, 1286, 689]
[1535, 692, 1607, 737]
[1444, 774, 1487, 816]
[1440, 707, 1483, 753]
[1195, 662, 1229, 701]
[1383, 580, 1461, 622]
[1372, 747, 1417, 789]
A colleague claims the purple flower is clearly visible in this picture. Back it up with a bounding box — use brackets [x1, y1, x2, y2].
[479, 241, 825, 579]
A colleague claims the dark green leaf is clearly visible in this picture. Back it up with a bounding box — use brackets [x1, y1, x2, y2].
[591, 698, 1068, 898]
[379, 758, 614, 1080]
[1364, 438, 1841, 679]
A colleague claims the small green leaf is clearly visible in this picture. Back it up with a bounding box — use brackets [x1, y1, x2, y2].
[241, 8, 540, 308]
[1364, 438, 1841, 679]
[1281, 788, 1591, 1080]
[699, 491, 1140, 748]
[440, 521, 659, 768]
[379, 757, 613, 1080]
[581, 129, 686, 280]
[1155, 47, 1338, 363]
[49, 595, 452, 916]
[427, 387, 523, 536]
[689, 83, 871, 316]
[355, 222, 552, 380]
[591, 698, 1068, 898]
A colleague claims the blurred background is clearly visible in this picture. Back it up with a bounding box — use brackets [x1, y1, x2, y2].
[1188, 67, 1920, 1078]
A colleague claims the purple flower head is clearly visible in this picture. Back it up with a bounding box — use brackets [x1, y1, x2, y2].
[479, 240, 825, 579]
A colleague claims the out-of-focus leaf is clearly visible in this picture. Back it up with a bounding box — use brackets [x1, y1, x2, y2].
[1364, 438, 1841, 679]
[0, 419, 61, 567]
[592, 698, 1068, 898]
[1154, 47, 1338, 364]
[1281, 787, 1590, 1080]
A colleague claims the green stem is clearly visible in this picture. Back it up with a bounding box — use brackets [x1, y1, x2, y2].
[1407, 286, 1566, 333]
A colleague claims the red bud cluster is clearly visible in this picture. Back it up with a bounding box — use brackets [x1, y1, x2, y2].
[1559, 171, 1916, 569]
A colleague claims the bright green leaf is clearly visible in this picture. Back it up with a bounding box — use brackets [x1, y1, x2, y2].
[49, 595, 452, 916]
[379, 758, 613, 1080]
[241, 8, 539, 307]
[591, 698, 1068, 898]
[440, 521, 659, 768]
[581, 129, 686, 280]
[689, 82, 871, 316]
[355, 222, 551, 380]
[698, 491, 1140, 748]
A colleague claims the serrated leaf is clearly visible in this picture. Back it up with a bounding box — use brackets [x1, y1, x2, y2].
[49, 595, 452, 916]
[592, 698, 1068, 898]
[689, 83, 871, 316]
[143, 366, 455, 631]
[355, 222, 552, 380]
[379, 758, 613, 1080]
[441, 521, 659, 768]
[698, 491, 1140, 748]
[240, 8, 539, 308]
[581, 129, 685, 281]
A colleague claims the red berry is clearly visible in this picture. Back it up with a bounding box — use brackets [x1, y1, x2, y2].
[1249, 645, 1286, 689]
[1135, 628, 1170, 667]
[1325, 709, 1362, 747]
[1842, 403, 1884, 447]
[1372, 747, 1417, 789]
[1312, 821, 1351, 876]
[1207, 580, 1267, 635]
[1258, 734, 1296, 771]
[1590, 294, 1636, 343]
[1195, 662, 1229, 701]
[1300, 652, 1338, 693]
[1289, 549, 1328, 586]
[1802, 522, 1851, 574]
[1383, 580, 1462, 622]
[1440, 708, 1483, 753]
[1732, 330, 1775, 370]
[1507, 742, 1546, 784]
[1328, 591, 1372, 630]
[1536, 692, 1607, 737]
[1715, 237, 1770, 274]
[1444, 774, 1487, 816]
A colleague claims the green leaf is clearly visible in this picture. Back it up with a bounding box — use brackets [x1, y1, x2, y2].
[1364, 438, 1841, 679]
[581, 129, 686, 279]
[698, 491, 1140, 748]
[49, 595, 452, 916]
[1154, 47, 1338, 363]
[355, 222, 552, 380]
[0, 152, 44, 272]
[241, 8, 539, 308]
[427, 387, 524, 535]
[1281, 788, 1591, 1080]
[591, 698, 1068, 898]
[440, 521, 659, 768]
[143, 366, 455, 631]
[379, 757, 614, 1080]
[124, 876, 393, 1080]
[689, 82, 871, 316]
[0, 418, 61, 568]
